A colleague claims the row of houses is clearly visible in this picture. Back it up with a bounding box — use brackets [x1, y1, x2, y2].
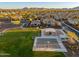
[0, 17, 62, 29]
[68, 18, 79, 25]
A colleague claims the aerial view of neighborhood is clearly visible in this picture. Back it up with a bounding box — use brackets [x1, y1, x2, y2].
[0, 2, 79, 57]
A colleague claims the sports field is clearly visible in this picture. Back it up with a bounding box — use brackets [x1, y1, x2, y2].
[0, 28, 65, 57]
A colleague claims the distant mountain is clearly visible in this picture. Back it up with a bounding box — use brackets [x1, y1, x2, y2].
[22, 7, 28, 10]
[72, 6, 79, 10]
[22, 6, 79, 10]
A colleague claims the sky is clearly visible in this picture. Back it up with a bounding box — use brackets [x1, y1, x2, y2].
[0, 2, 79, 9]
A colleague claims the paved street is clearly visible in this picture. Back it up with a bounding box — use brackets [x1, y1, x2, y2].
[0, 24, 20, 32]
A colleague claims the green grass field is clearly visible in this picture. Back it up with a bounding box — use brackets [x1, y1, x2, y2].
[0, 28, 65, 57]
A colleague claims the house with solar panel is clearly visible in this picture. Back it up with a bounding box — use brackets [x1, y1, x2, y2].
[33, 28, 68, 52]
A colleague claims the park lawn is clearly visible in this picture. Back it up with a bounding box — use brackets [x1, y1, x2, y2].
[0, 29, 65, 57]
[33, 51, 65, 57]
[6, 27, 41, 32]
